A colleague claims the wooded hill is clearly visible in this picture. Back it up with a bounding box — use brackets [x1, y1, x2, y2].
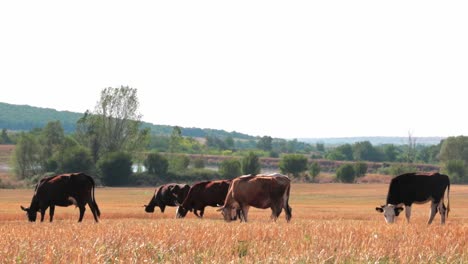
[0, 102, 254, 139]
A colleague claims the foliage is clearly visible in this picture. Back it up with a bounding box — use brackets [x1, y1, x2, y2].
[76, 86, 149, 162]
[257, 136, 273, 151]
[168, 154, 190, 173]
[219, 158, 241, 178]
[378, 164, 417, 176]
[169, 126, 182, 153]
[98, 152, 133, 186]
[13, 133, 42, 179]
[144, 153, 168, 176]
[336, 164, 356, 183]
[241, 152, 261, 175]
[309, 161, 321, 180]
[57, 146, 94, 174]
[443, 160, 466, 183]
[279, 154, 308, 177]
[192, 157, 205, 169]
[353, 141, 381, 161]
[0, 129, 12, 144]
[326, 144, 352, 161]
[354, 162, 368, 177]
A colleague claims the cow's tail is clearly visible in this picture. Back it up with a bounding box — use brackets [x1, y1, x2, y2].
[446, 182, 450, 219]
[283, 182, 292, 222]
[89, 176, 101, 217]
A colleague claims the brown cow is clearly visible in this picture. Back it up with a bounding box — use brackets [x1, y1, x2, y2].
[219, 174, 292, 222]
[177, 179, 232, 218]
[21, 172, 101, 222]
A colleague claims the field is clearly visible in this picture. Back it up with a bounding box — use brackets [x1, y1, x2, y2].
[1, 184, 468, 263]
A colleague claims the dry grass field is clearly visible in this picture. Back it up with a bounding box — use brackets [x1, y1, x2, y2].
[1, 183, 468, 263]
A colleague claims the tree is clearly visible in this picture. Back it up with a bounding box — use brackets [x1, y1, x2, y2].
[193, 157, 205, 169]
[58, 146, 94, 174]
[309, 161, 321, 180]
[336, 164, 356, 183]
[144, 153, 169, 176]
[279, 154, 308, 177]
[98, 152, 133, 186]
[439, 136, 468, 182]
[169, 126, 182, 153]
[13, 133, 42, 179]
[0, 129, 12, 144]
[404, 131, 417, 163]
[257, 136, 272, 151]
[443, 160, 466, 183]
[354, 162, 368, 178]
[219, 158, 241, 178]
[381, 144, 399, 162]
[168, 154, 190, 172]
[76, 86, 149, 162]
[242, 152, 261, 175]
[352, 141, 380, 161]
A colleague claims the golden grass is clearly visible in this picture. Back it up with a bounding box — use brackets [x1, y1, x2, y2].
[1, 184, 468, 263]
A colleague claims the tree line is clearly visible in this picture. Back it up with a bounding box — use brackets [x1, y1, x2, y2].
[6, 86, 468, 185]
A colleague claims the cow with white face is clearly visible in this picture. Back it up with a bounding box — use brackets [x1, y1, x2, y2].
[376, 172, 450, 224]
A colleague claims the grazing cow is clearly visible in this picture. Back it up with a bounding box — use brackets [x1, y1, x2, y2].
[219, 174, 292, 223]
[177, 179, 232, 218]
[144, 183, 190, 218]
[20, 172, 101, 222]
[375, 172, 450, 224]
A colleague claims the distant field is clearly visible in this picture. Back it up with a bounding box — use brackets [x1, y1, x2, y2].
[1, 183, 467, 263]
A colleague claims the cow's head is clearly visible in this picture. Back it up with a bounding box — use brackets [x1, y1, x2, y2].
[20, 205, 37, 222]
[176, 206, 189, 218]
[217, 206, 238, 222]
[144, 204, 155, 213]
[375, 204, 404, 224]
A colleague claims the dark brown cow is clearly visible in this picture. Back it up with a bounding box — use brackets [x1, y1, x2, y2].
[177, 179, 232, 218]
[144, 183, 190, 218]
[20, 172, 101, 222]
[219, 174, 292, 222]
[376, 172, 450, 224]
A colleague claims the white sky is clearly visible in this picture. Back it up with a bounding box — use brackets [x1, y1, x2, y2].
[1, 1, 467, 139]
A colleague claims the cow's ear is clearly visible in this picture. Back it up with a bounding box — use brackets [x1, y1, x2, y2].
[375, 207, 383, 213]
[172, 185, 180, 191]
[395, 207, 404, 216]
[20, 206, 28, 211]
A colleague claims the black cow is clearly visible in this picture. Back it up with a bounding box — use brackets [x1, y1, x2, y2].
[144, 183, 190, 218]
[20, 172, 101, 222]
[178, 179, 233, 218]
[375, 172, 450, 224]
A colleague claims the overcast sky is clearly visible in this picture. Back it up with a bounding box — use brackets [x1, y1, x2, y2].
[1, 1, 467, 139]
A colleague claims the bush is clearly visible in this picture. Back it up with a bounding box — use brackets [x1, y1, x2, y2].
[354, 162, 368, 178]
[144, 153, 169, 176]
[168, 155, 190, 173]
[58, 146, 94, 174]
[279, 154, 308, 177]
[192, 157, 205, 169]
[242, 152, 261, 175]
[219, 158, 241, 178]
[443, 160, 466, 183]
[309, 162, 321, 180]
[336, 164, 356, 183]
[98, 152, 133, 186]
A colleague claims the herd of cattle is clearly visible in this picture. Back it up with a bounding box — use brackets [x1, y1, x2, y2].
[20, 172, 451, 225]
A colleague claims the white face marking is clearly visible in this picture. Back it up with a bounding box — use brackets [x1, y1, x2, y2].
[383, 205, 396, 224]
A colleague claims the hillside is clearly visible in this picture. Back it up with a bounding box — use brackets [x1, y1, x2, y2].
[0, 102, 255, 139]
[299, 136, 445, 146]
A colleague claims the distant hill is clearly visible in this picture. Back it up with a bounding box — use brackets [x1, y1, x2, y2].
[299, 136, 445, 146]
[0, 102, 255, 139]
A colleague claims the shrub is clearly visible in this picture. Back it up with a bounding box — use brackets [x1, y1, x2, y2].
[144, 153, 169, 176]
[336, 164, 356, 183]
[443, 160, 466, 183]
[309, 162, 321, 180]
[168, 155, 190, 173]
[98, 152, 133, 186]
[354, 162, 368, 178]
[242, 152, 261, 175]
[58, 146, 94, 174]
[280, 154, 308, 177]
[192, 157, 205, 169]
[219, 158, 241, 178]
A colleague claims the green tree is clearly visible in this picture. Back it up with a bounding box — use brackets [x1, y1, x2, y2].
[336, 164, 356, 183]
[242, 152, 261, 175]
[219, 158, 241, 178]
[13, 133, 42, 179]
[257, 136, 273, 151]
[354, 162, 368, 178]
[439, 136, 468, 182]
[316, 143, 325, 152]
[58, 146, 94, 174]
[98, 152, 133, 186]
[168, 154, 190, 173]
[352, 141, 381, 161]
[193, 157, 205, 169]
[169, 126, 182, 153]
[279, 154, 308, 177]
[309, 161, 321, 180]
[144, 153, 169, 176]
[76, 86, 149, 162]
[381, 144, 399, 162]
[443, 160, 466, 183]
[0, 129, 12, 144]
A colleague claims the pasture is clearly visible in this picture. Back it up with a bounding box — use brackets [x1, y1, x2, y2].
[1, 183, 468, 263]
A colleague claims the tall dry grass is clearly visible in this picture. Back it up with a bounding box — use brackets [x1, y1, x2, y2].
[1, 184, 468, 263]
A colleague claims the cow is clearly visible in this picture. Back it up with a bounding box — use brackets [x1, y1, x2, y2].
[375, 172, 450, 224]
[177, 179, 233, 218]
[20, 172, 101, 222]
[218, 174, 292, 223]
[144, 183, 190, 218]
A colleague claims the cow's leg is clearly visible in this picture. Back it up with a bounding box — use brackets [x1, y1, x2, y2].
[405, 205, 412, 223]
[49, 205, 55, 222]
[241, 205, 250, 222]
[199, 207, 205, 218]
[194, 209, 200, 217]
[159, 205, 166, 213]
[88, 202, 99, 222]
[78, 206, 86, 222]
[40, 207, 47, 222]
[438, 202, 447, 224]
[428, 201, 438, 225]
[271, 203, 282, 222]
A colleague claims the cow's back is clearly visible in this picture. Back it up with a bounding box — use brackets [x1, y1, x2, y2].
[387, 172, 450, 204]
[232, 175, 290, 209]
